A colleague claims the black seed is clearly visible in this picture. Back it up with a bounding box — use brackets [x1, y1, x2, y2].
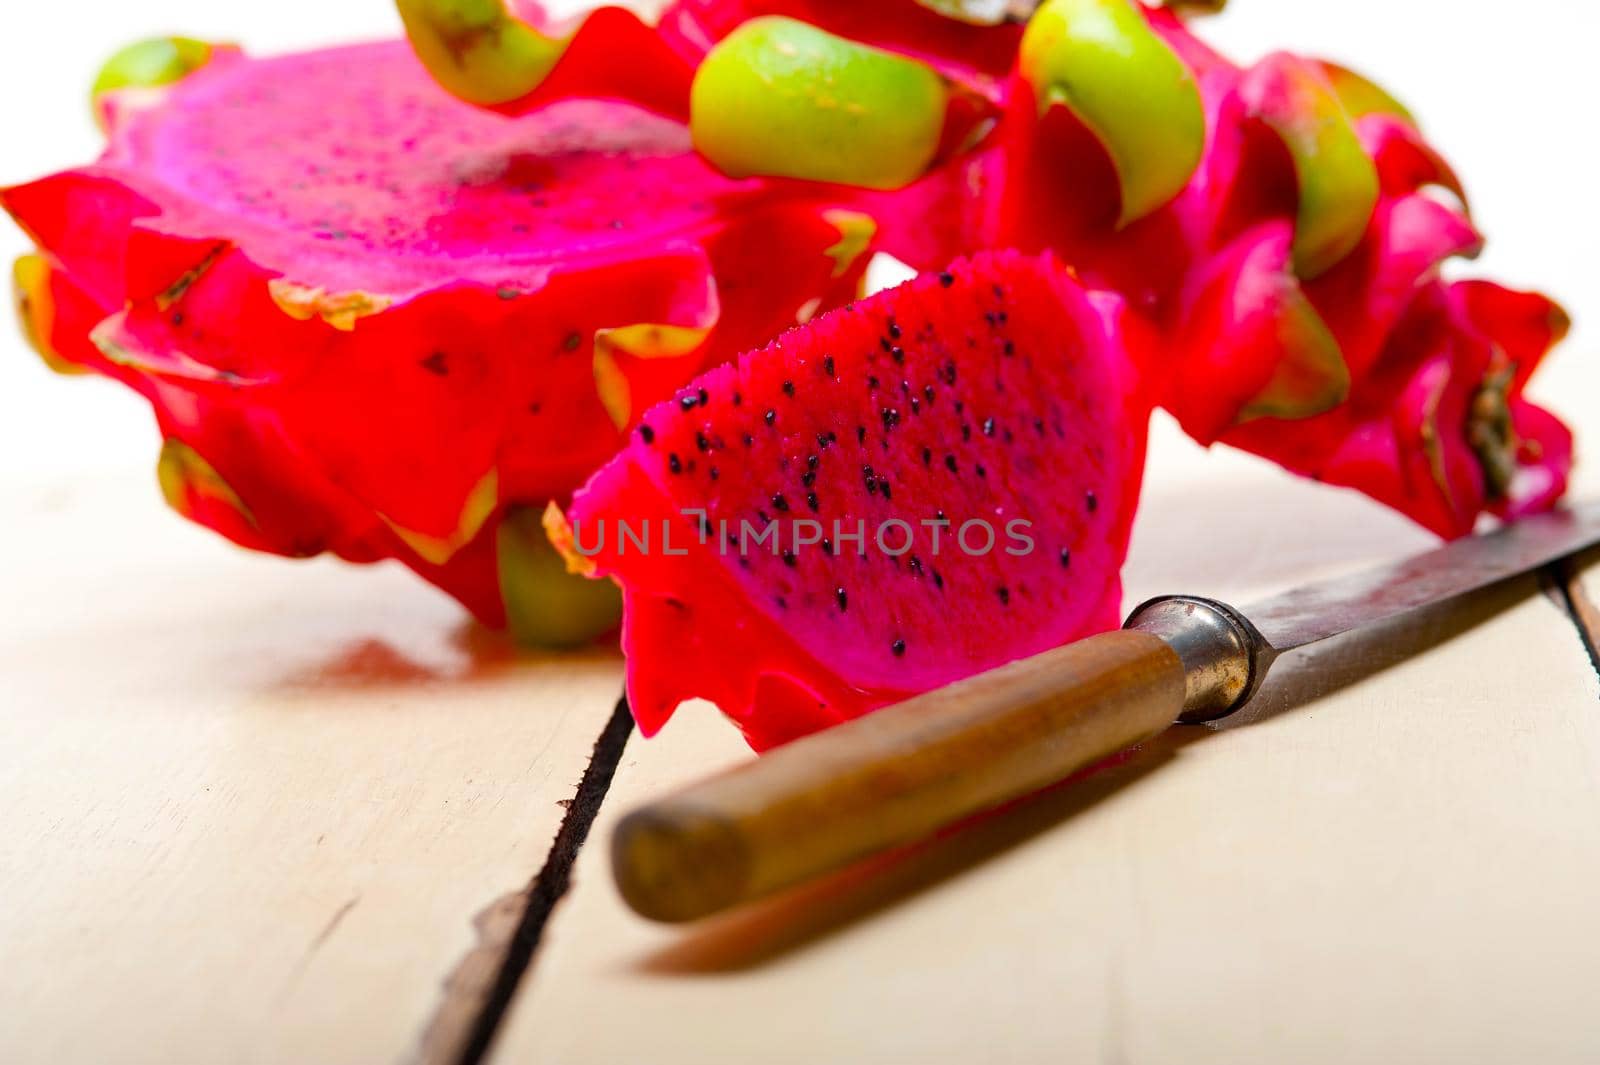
[879, 480, 892, 502]
[935, 510, 946, 522]
[976, 464, 987, 479]
[822, 538, 834, 556]
[680, 394, 699, 412]
[698, 388, 709, 406]
[1086, 490, 1098, 513]
[757, 510, 770, 524]
[771, 492, 790, 513]
[782, 550, 797, 568]
[732, 391, 743, 406]
[709, 466, 720, 481]
[743, 433, 755, 447]
[954, 399, 965, 414]
[867, 375, 880, 391]
[982, 417, 996, 437]
[997, 586, 1011, 606]
[945, 454, 958, 473]
[881, 408, 900, 431]
[563, 331, 582, 352]
[801, 470, 817, 488]
[638, 424, 656, 444]
[891, 346, 905, 364]
[863, 464, 877, 493]
[962, 424, 972, 442]
[909, 556, 924, 576]
[776, 595, 787, 609]
[807, 454, 820, 471]
[695, 431, 711, 452]
[892, 638, 907, 656]
[822, 355, 835, 377]
[782, 380, 796, 397]
[171, 312, 186, 327]
[420, 352, 449, 376]
[933, 570, 945, 590]
[764, 409, 776, 427]
[698, 514, 713, 536]
[879, 338, 893, 353]
[818, 433, 832, 450]
[1060, 547, 1072, 568]
[807, 491, 819, 512]
[922, 447, 932, 466]
[938, 272, 955, 288]
[668, 453, 682, 474]
[910, 397, 921, 414]
[924, 384, 936, 404]
[836, 587, 848, 611]
[856, 426, 867, 444]
[888, 321, 902, 340]
[943, 362, 957, 386]
[1003, 341, 1015, 356]
[1034, 418, 1046, 435]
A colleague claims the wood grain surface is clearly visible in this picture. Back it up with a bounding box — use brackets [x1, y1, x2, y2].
[0, 473, 627, 1065]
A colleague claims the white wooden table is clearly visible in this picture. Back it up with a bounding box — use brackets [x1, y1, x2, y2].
[4, 2, 1599, 1063]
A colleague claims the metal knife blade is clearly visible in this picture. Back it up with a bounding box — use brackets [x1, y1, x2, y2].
[1242, 500, 1600, 652]
[1126, 500, 1600, 722]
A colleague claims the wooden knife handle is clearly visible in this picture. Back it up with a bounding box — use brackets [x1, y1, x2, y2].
[611, 630, 1187, 923]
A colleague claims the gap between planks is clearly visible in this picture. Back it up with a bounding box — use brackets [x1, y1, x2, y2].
[414, 695, 635, 1065]
[1551, 552, 1600, 680]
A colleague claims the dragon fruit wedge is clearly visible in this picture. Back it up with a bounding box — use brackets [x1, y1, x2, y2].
[550, 252, 1149, 750]
[398, 0, 1574, 540]
[4, 38, 877, 643]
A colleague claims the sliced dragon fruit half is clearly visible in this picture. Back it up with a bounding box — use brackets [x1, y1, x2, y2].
[552, 252, 1149, 750]
[2, 38, 877, 641]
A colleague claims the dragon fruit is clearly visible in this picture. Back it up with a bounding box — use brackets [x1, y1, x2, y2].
[4, 38, 877, 641]
[395, 0, 1571, 539]
[550, 252, 1148, 749]
[1000, 4, 1571, 536]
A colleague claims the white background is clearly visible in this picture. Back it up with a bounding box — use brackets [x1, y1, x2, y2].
[0, 1, 1594, 486]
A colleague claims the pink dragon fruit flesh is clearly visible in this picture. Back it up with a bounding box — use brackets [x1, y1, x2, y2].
[551, 252, 1149, 750]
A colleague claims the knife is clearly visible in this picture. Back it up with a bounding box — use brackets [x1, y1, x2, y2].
[611, 502, 1600, 923]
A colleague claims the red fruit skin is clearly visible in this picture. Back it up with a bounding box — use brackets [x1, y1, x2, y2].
[3, 41, 874, 627]
[978, 3, 1572, 539]
[500, 7, 699, 119]
[562, 252, 1149, 750]
[1223, 281, 1571, 539]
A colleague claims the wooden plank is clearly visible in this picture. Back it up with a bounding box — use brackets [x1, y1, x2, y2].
[0, 472, 625, 1065]
[488, 430, 1600, 1065]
